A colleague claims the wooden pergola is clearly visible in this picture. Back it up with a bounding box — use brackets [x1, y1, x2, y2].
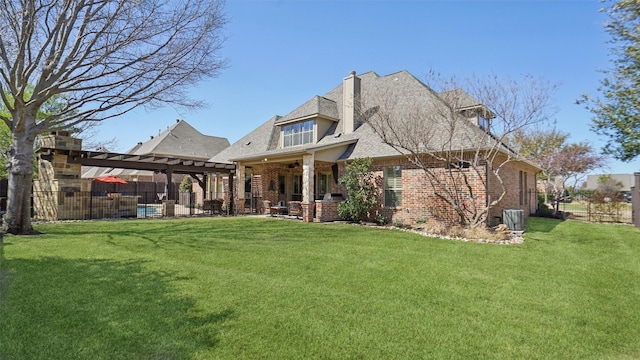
[38, 147, 236, 205]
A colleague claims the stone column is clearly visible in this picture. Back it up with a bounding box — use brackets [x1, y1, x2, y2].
[226, 172, 235, 215]
[302, 154, 315, 222]
[34, 131, 90, 221]
[235, 165, 245, 214]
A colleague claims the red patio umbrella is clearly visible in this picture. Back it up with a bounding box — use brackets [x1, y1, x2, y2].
[92, 175, 128, 184]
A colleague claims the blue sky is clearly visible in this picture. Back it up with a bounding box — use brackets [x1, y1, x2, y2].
[95, 0, 640, 176]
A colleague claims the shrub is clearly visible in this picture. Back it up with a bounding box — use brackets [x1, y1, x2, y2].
[376, 215, 388, 226]
[535, 194, 555, 218]
[422, 218, 447, 235]
[463, 226, 506, 242]
[393, 220, 405, 228]
[337, 158, 378, 222]
[179, 176, 193, 193]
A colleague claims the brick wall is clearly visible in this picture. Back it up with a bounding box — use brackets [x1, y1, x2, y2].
[367, 158, 488, 226]
[315, 200, 340, 222]
[233, 156, 537, 227]
[487, 160, 538, 225]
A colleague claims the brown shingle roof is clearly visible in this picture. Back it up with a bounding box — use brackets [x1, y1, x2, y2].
[131, 120, 229, 159]
[82, 119, 230, 178]
[275, 96, 338, 124]
[210, 70, 505, 163]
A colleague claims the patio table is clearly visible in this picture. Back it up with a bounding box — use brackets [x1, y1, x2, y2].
[270, 205, 288, 216]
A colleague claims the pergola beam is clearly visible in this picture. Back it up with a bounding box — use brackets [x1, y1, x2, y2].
[38, 148, 236, 175]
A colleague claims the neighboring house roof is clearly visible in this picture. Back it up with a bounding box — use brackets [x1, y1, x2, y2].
[132, 119, 229, 159]
[82, 119, 230, 178]
[584, 174, 635, 192]
[210, 70, 537, 170]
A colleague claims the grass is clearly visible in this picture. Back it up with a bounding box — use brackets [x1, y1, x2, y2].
[1, 217, 639, 359]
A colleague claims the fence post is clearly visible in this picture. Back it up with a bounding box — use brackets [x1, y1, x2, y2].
[633, 173, 640, 228]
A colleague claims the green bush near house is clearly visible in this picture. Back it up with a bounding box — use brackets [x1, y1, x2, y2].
[337, 157, 378, 222]
[0, 217, 639, 359]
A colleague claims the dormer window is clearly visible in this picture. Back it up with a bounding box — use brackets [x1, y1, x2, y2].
[283, 120, 314, 147]
[478, 115, 490, 132]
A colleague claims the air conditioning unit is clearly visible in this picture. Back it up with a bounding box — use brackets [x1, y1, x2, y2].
[503, 209, 525, 232]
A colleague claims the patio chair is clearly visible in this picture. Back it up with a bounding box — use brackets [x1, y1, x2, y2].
[288, 201, 302, 219]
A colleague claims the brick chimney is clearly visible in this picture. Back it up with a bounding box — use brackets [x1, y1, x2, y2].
[342, 71, 361, 134]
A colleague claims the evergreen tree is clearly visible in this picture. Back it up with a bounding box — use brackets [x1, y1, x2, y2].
[583, 0, 640, 161]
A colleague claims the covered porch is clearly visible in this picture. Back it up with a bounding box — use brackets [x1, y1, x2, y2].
[235, 152, 345, 222]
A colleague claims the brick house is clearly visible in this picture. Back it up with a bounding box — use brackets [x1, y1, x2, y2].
[210, 70, 540, 226]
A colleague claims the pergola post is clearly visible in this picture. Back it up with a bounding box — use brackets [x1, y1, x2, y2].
[165, 167, 174, 201]
[228, 171, 235, 215]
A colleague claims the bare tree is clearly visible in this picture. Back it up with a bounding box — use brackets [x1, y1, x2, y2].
[0, 0, 227, 234]
[0, 88, 117, 180]
[362, 73, 558, 228]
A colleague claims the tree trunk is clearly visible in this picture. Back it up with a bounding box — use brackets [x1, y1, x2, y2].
[2, 129, 37, 235]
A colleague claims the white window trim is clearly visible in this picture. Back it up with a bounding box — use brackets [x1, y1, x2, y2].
[384, 166, 402, 208]
[282, 119, 315, 148]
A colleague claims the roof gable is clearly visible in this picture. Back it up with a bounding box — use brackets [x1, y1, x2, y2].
[83, 119, 230, 178]
[275, 96, 338, 124]
[130, 120, 229, 160]
[209, 116, 280, 164]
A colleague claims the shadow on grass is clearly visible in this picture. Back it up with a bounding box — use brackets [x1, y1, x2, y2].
[526, 216, 563, 233]
[0, 254, 233, 360]
[35, 218, 315, 251]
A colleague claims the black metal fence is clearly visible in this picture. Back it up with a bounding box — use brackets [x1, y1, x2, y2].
[557, 192, 632, 224]
[31, 191, 228, 221]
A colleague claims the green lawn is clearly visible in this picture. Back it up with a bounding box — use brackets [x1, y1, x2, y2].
[1, 217, 639, 359]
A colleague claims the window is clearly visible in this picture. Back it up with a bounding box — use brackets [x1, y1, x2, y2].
[278, 175, 286, 195]
[384, 166, 402, 207]
[244, 168, 252, 200]
[283, 120, 314, 147]
[292, 175, 302, 201]
[478, 115, 490, 131]
[211, 173, 224, 199]
[316, 173, 330, 199]
[524, 172, 528, 205]
[244, 173, 251, 194]
[519, 171, 528, 206]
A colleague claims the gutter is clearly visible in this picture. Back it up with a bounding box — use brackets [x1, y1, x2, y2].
[229, 138, 358, 163]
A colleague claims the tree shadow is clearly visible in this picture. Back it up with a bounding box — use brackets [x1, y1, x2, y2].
[526, 216, 563, 234]
[0, 255, 233, 360]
